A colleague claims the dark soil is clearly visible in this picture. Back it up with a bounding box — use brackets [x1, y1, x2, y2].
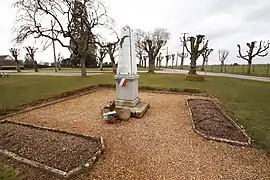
[0, 122, 101, 173]
[188, 99, 249, 143]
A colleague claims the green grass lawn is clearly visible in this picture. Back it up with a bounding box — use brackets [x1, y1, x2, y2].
[1, 74, 270, 153]
[0, 164, 20, 180]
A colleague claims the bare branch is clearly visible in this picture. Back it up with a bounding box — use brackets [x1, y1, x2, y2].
[237, 44, 249, 61]
[237, 40, 269, 63]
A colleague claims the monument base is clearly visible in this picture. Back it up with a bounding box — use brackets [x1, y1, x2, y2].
[115, 101, 150, 119]
[114, 74, 149, 118]
[115, 97, 140, 108]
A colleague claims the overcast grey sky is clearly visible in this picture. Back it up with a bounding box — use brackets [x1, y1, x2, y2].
[1, 0, 270, 65]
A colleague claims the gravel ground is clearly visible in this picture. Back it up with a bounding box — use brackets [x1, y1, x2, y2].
[8, 89, 270, 180]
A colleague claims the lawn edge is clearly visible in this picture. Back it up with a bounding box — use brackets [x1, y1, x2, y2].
[0, 84, 207, 120]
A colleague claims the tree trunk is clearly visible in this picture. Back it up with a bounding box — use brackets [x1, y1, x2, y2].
[15, 59, 21, 72]
[111, 58, 117, 73]
[158, 59, 161, 69]
[180, 57, 184, 69]
[156, 59, 159, 68]
[176, 56, 178, 69]
[172, 59, 174, 69]
[247, 61, 252, 75]
[144, 59, 146, 68]
[58, 61, 61, 71]
[100, 60, 103, 71]
[266, 64, 269, 75]
[188, 56, 197, 75]
[148, 55, 155, 73]
[80, 55, 87, 77]
[34, 61, 38, 72]
[220, 63, 224, 73]
[139, 58, 142, 67]
[201, 58, 206, 71]
[166, 60, 168, 68]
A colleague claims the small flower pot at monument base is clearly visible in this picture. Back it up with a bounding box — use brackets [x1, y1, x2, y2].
[106, 117, 118, 124]
[103, 111, 118, 124]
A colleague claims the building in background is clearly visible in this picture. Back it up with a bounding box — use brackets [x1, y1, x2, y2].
[0, 55, 24, 70]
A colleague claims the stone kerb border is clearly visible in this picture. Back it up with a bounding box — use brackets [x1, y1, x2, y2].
[185, 98, 252, 146]
[0, 119, 105, 179]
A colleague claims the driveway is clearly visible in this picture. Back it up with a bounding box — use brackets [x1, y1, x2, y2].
[2, 71, 103, 77]
[2, 69, 270, 82]
[155, 69, 270, 82]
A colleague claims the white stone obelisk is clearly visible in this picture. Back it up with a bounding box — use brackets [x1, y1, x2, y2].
[114, 25, 140, 107]
[114, 25, 149, 118]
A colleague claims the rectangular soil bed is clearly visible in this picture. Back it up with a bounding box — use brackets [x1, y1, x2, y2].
[0, 120, 104, 178]
[187, 99, 250, 145]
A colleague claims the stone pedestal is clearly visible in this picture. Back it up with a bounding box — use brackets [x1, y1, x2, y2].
[114, 74, 149, 119]
[114, 74, 139, 107]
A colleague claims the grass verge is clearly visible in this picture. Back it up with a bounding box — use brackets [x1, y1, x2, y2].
[0, 164, 21, 180]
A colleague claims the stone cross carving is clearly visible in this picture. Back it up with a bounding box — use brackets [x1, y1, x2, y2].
[117, 25, 137, 75]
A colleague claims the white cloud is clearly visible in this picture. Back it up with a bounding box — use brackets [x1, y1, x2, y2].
[1, 0, 270, 65]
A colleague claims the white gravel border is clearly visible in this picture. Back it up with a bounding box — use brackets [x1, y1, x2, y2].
[0, 119, 105, 179]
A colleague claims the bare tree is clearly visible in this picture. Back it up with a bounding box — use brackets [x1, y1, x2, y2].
[96, 46, 108, 71]
[179, 33, 189, 69]
[201, 48, 213, 71]
[9, 48, 21, 72]
[177, 52, 188, 69]
[134, 29, 145, 67]
[106, 41, 119, 73]
[156, 56, 159, 68]
[171, 54, 175, 69]
[237, 41, 269, 74]
[218, 50, 229, 73]
[25, 46, 38, 72]
[57, 53, 63, 70]
[139, 28, 170, 73]
[184, 34, 208, 74]
[143, 56, 147, 68]
[157, 53, 164, 69]
[165, 55, 171, 68]
[156, 53, 160, 69]
[13, 0, 115, 77]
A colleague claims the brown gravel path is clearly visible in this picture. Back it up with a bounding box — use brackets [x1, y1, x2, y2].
[8, 89, 270, 180]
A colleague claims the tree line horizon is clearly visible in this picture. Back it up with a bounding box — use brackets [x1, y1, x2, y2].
[8, 0, 270, 76]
